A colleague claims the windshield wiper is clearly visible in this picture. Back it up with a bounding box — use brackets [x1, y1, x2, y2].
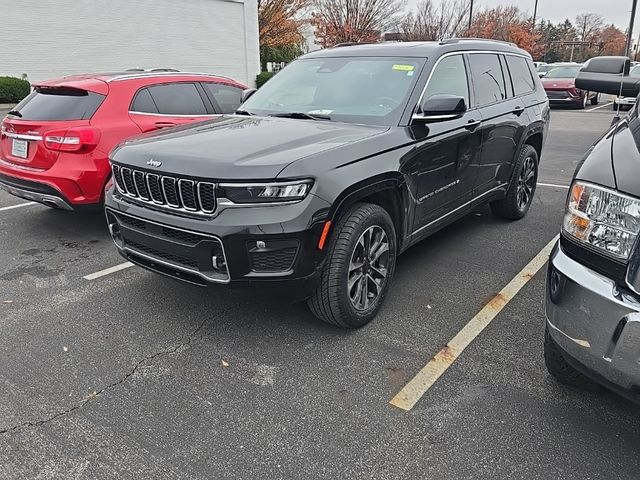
[7, 110, 22, 118]
[268, 112, 331, 121]
[235, 109, 255, 116]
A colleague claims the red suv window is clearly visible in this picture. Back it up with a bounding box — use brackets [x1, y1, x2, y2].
[14, 87, 105, 121]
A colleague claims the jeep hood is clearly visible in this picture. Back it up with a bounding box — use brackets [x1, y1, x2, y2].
[110, 115, 388, 179]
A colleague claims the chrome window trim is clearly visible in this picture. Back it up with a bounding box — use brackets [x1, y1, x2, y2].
[414, 49, 533, 117]
[128, 111, 220, 117]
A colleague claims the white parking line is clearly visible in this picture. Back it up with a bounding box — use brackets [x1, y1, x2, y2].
[0, 202, 37, 212]
[389, 234, 559, 412]
[538, 182, 570, 189]
[83, 262, 134, 280]
[587, 102, 613, 112]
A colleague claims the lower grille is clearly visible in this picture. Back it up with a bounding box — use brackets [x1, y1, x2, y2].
[250, 246, 298, 272]
[125, 239, 198, 269]
[105, 209, 230, 283]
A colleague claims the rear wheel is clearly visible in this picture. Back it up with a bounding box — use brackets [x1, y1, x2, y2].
[490, 144, 538, 220]
[544, 327, 598, 389]
[308, 203, 396, 328]
[590, 93, 599, 105]
[578, 94, 588, 109]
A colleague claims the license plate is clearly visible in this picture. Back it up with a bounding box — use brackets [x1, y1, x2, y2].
[11, 139, 28, 158]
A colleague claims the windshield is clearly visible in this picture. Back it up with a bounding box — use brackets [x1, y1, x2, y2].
[544, 66, 582, 79]
[241, 56, 425, 126]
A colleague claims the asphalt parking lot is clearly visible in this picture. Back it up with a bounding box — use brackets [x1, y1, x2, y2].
[1, 103, 640, 479]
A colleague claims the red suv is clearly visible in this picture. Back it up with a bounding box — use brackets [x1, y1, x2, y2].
[0, 71, 247, 211]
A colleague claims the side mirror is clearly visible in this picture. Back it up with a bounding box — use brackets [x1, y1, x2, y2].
[538, 71, 547, 78]
[412, 95, 467, 122]
[241, 88, 257, 103]
[576, 56, 640, 97]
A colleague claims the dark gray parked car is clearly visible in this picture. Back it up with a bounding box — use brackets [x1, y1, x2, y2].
[545, 56, 640, 403]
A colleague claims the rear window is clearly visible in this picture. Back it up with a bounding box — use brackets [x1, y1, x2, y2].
[12, 87, 105, 121]
[506, 56, 536, 95]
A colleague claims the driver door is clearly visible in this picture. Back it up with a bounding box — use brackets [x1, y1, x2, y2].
[405, 54, 483, 230]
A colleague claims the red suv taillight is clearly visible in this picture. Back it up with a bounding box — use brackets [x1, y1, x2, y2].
[43, 127, 101, 153]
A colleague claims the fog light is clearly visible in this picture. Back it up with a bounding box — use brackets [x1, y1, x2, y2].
[212, 255, 226, 270]
[108, 222, 124, 248]
[256, 240, 266, 250]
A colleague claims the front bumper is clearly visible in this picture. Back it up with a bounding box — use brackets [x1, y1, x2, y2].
[546, 241, 640, 400]
[104, 187, 332, 299]
[614, 97, 636, 107]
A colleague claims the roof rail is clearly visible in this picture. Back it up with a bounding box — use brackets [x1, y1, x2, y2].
[332, 42, 375, 48]
[106, 71, 237, 83]
[124, 68, 181, 72]
[440, 37, 517, 48]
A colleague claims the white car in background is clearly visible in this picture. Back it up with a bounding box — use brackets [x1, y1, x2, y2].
[613, 65, 640, 110]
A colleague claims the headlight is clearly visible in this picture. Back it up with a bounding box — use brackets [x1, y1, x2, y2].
[220, 180, 313, 204]
[563, 181, 640, 260]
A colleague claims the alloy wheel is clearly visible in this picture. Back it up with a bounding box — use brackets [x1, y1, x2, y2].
[516, 156, 536, 210]
[348, 225, 390, 311]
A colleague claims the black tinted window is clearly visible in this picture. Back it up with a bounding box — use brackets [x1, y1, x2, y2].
[12, 88, 105, 120]
[131, 88, 158, 113]
[506, 56, 536, 95]
[147, 83, 207, 115]
[468, 54, 507, 106]
[202, 83, 242, 113]
[424, 55, 469, 106]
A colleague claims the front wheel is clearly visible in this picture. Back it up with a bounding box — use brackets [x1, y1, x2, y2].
[308, 203, 397, 328]
[490, 144, 538, 220]
[544, 328, 598, 389]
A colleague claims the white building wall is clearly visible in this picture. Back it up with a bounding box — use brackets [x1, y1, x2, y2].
[0, 0, 260, 86]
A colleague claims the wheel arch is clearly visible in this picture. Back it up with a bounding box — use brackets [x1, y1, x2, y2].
[327, 173, 410, 251]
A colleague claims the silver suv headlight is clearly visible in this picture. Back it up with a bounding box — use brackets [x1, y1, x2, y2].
[563, 181, 640, 260]
[220, 179, 313, 204]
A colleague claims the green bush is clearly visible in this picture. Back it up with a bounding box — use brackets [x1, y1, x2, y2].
[0, 76, 31, 103]
[256, 71, 276, 88]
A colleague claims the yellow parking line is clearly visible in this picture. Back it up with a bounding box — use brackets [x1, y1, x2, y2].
[389, 235, 560, 412]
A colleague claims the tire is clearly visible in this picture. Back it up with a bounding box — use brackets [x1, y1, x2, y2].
[590, 93, 599, 105]
[544, 327, 598, 389]
[490, 144, 538, 220]
[307, 203, 397, 328]
[577, 94, 587, 109]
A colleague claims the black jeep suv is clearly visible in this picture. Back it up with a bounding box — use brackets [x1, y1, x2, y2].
[105, 39, 549, 328]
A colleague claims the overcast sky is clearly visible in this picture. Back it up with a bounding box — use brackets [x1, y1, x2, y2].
[406, 0, 637, 30]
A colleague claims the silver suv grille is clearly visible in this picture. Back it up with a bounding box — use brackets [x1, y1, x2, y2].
[111, 164, 216, 214]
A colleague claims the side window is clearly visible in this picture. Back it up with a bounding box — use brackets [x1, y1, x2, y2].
[146, 83, 207, 115]
[423, 55, 469, 107]
[202, 83, 243, 114]
[468, 53, 507, 106]
[505, 56, 536, 96]
[130, 88, 158, 113]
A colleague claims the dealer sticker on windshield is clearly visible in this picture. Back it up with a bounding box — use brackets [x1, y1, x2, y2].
[392, 64, 415, 72]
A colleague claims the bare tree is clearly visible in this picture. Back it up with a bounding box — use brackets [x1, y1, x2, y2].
[575, 13, 604, 42]
[398, 0, 469, 41]
[311, 0, 405, 48]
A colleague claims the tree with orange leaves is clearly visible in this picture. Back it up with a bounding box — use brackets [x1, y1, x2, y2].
[466, 6, 540, 55]
[599, 24, 626, 56]
[259, 0, 308, 69]
[310, 0, 403, 48]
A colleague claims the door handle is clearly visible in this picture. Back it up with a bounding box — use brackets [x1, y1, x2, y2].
[464, 119, 481, 131]
[154, 121, 176, 129]
[512, 106, 525, 116]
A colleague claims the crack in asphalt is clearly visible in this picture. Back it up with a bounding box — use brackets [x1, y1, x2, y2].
[0, 310, 226, 435]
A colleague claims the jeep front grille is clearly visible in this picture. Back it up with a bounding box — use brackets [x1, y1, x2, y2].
[111, 164, 216, 215]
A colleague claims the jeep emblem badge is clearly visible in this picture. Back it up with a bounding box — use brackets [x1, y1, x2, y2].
[146, 159, 162, 168]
